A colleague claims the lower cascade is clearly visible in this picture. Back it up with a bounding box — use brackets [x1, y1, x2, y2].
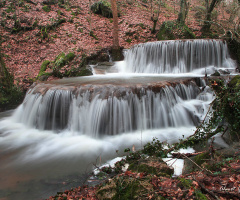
[14, 78, 210, 136]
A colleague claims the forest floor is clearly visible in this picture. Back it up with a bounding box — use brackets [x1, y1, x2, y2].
[47, 138, 240, 200]
[0, 0, 207, 90]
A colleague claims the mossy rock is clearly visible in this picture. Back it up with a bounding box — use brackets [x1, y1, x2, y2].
[96, 177, 148, 200]
[66, 52, 75, 62]
[228, 75, 240, 88]
[128, 156, 173, 177]
[75, 68, 93, 76]
[157, 21, 195, 40]
[211, 70, 221, 76]
[85, 49, 109, 65]
[91, 1, 113, 18]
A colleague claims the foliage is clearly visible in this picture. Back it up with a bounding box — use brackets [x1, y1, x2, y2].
[212, 76, 240, 134]
[142, 138, 168, 158]
[157, 20, 195, 40]
[42, 5, 51, 12]
[0, 46, 23, 110]
[0, 85, 23, 110]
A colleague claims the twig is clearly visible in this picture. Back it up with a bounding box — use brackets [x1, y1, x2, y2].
[181, 153, 213, 175]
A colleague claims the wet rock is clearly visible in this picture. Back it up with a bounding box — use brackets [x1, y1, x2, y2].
[219, 69, 230, 75]
[211, 70, 220, 76]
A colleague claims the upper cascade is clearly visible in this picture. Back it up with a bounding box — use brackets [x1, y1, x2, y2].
[123, 39, 236, 73]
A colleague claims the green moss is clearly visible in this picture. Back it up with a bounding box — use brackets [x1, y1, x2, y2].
[75, 68, 93, 76]
[40, 60, 50, 73]
[90, 31, 98, 40]
[42, 5, 51, 12]
[194, 190, 208, 200]
[66, 52, 75, 61]
[228, 75, 240, 88]
[178, 178, 193, 189]
[111, 178, 146, 200]
[126, 38, 132, 43]
[194, 152, 210, 166]
[182, 24, 196, 39]
[157, 21, 175, 40]
[157, 21, 195, 40]
[54, 52, 66, 68]
[128, 163, 158, 175]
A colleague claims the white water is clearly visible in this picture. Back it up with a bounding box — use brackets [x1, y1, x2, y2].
[0, 39, 237, 200]
[121, 39, 236, 73]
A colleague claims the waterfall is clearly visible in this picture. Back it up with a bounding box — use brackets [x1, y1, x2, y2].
[122, 39, 236, 73]
[1, 39, 229, 199]
[13, 78, 210, 137]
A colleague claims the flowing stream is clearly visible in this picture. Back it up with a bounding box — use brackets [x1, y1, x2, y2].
[0, 39, 237, 200]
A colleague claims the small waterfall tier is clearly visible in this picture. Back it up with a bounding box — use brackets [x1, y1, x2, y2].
[13, 77, 211, 137]
[123, 39, 236, 73]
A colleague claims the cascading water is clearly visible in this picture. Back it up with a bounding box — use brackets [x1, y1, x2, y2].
[0, 39, 236, 200]
[14, 79, 205, 137]
[121, 39, 236, 73]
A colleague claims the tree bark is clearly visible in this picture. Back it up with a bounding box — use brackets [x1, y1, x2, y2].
[202, 0, 222, 32]
[110, 0, 120, 49]
[151, 0, 161, 33]
[177, 0, 189, 24]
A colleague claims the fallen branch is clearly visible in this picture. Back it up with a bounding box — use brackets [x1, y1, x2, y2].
[171, 151, 206, 159]
[211, 189, 240, 199]
[181, 153, 213, 175]
[193, 177, 220, 200]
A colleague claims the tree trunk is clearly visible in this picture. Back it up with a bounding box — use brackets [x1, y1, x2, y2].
[151, 0, 161, 33]
[110, 0, 120, 49]
[202, 0, 222, 32]
[89, 0, 92, 33]
[177, 0, 189, 24]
